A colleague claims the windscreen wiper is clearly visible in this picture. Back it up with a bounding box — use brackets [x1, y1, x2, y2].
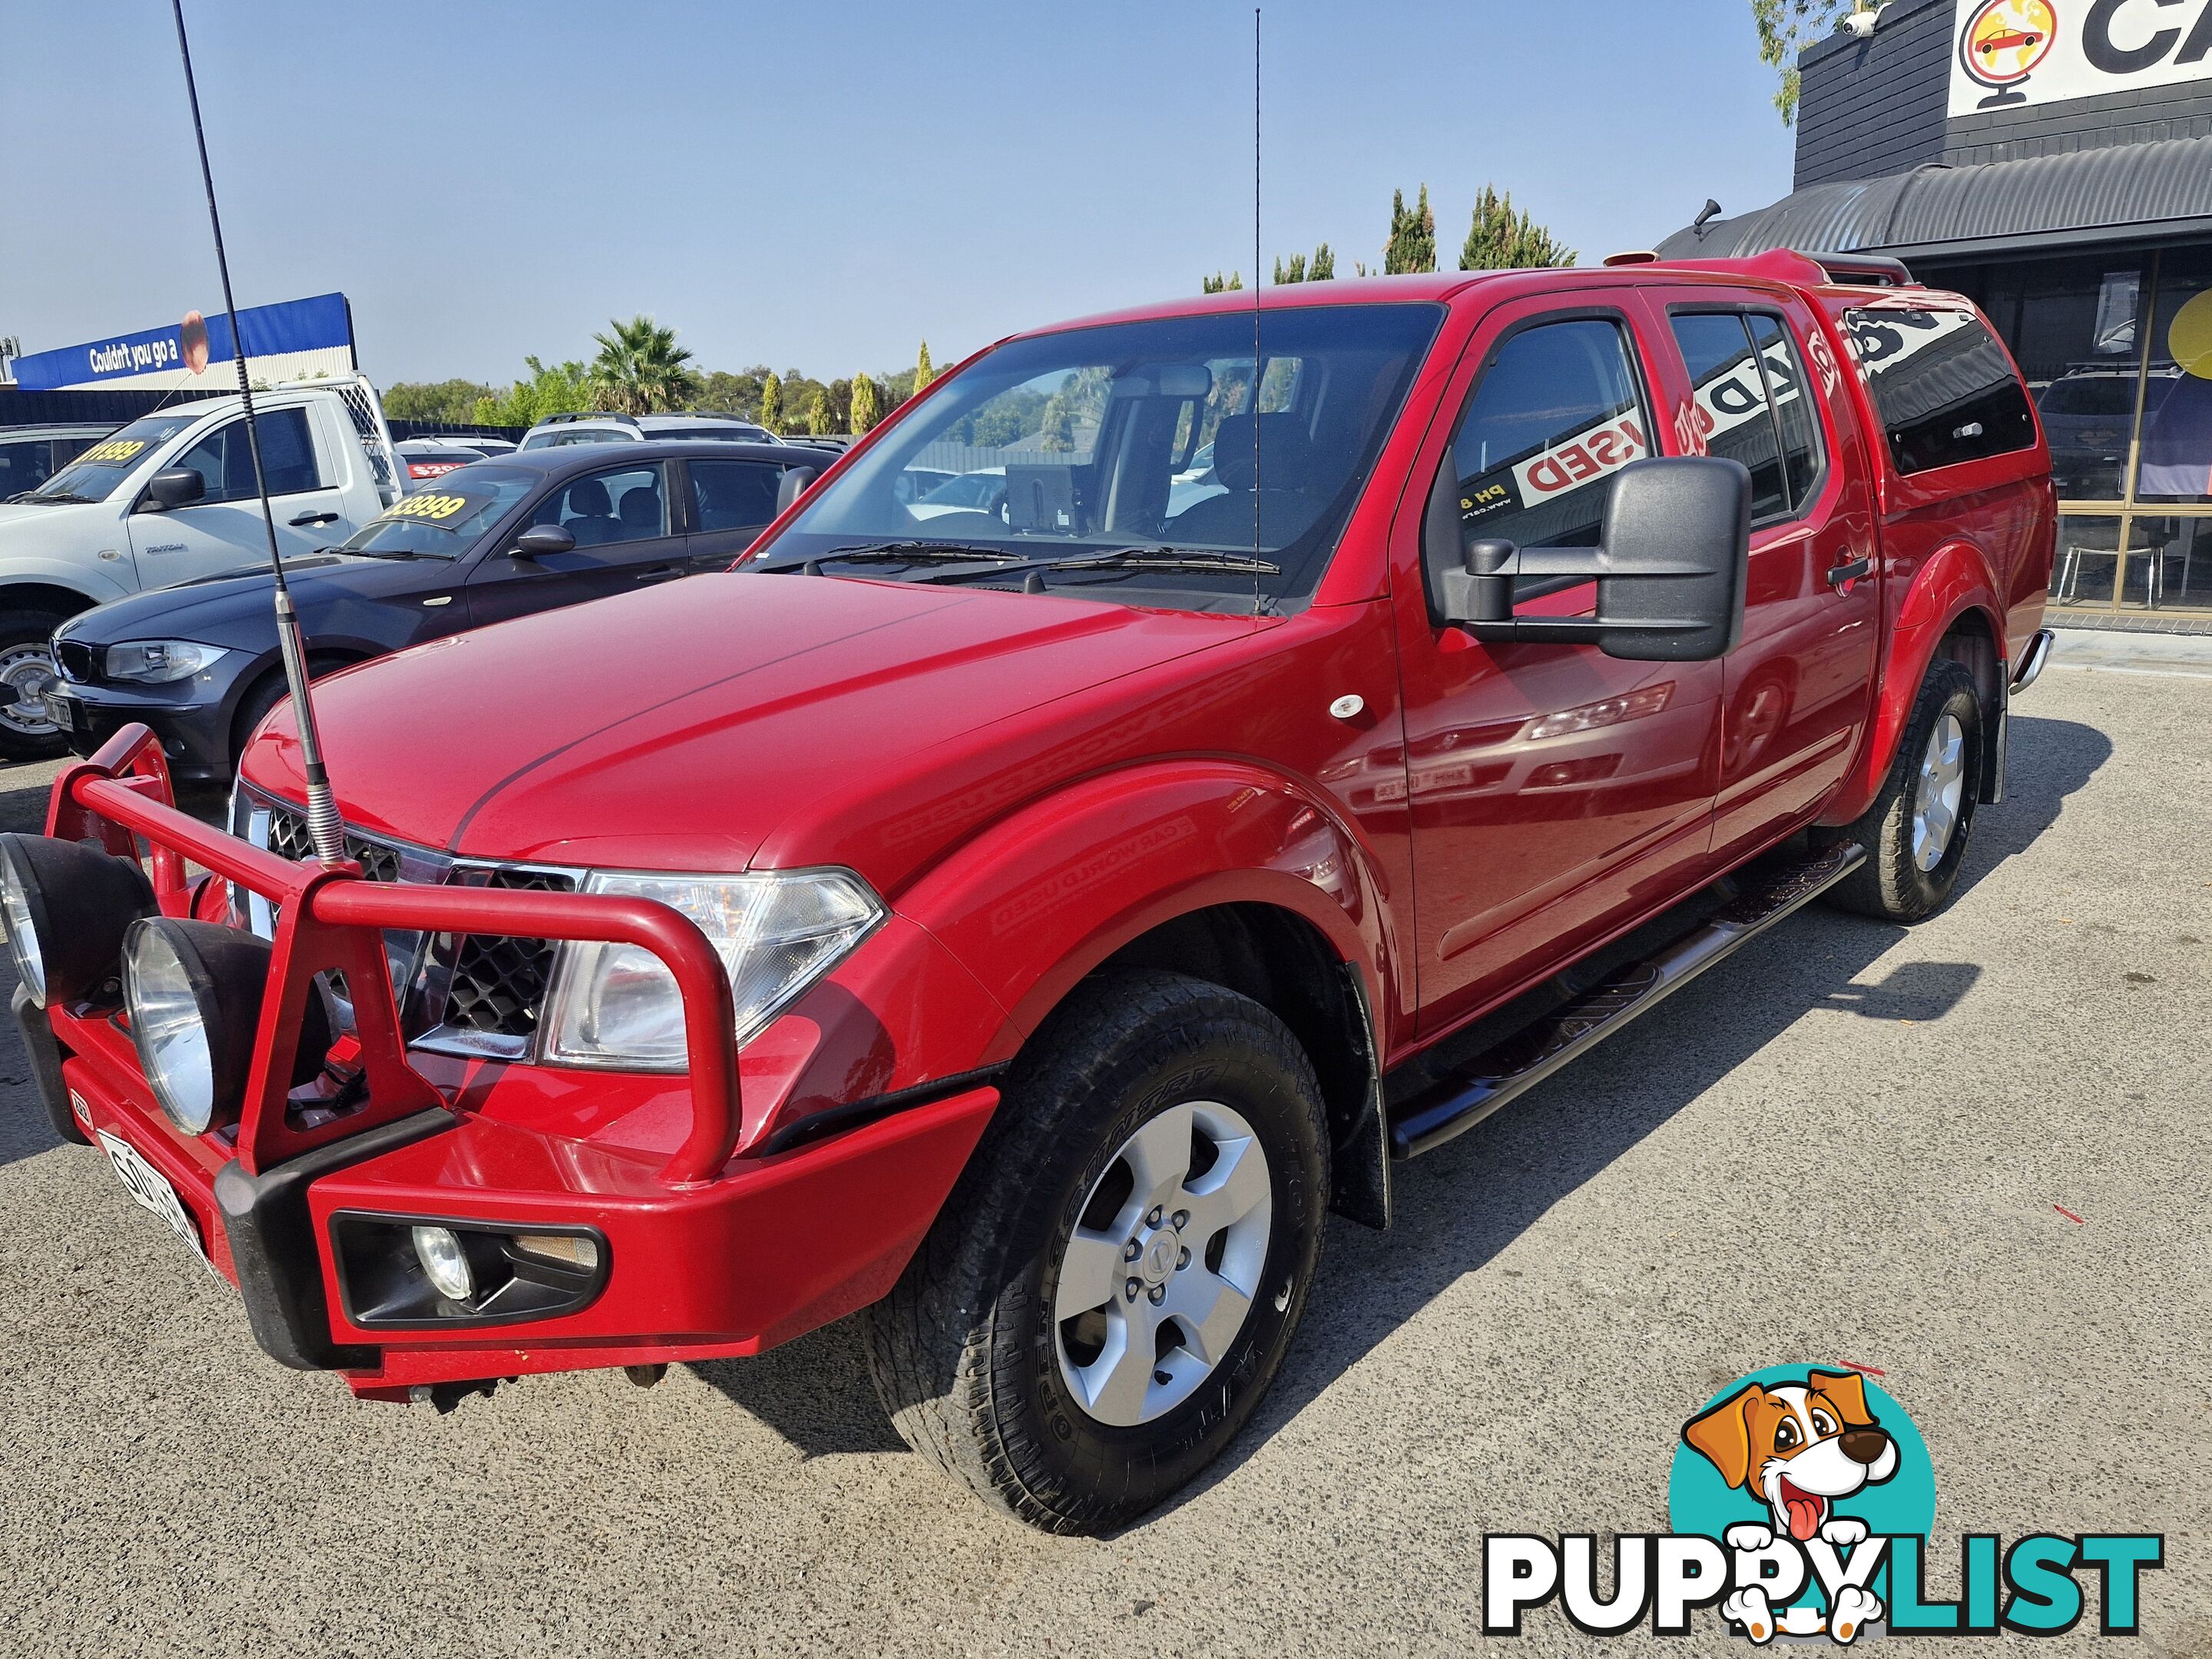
[757, 541, 1029, 573]
[15, 490, 91, 505]
[918, 545, 1281, 586]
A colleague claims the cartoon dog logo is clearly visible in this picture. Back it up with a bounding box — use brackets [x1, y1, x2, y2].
[1683, 1369, 1899, 1642]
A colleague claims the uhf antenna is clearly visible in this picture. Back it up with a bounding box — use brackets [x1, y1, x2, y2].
[1252, 7, 1263, 618]
[170, 0, 345, 866]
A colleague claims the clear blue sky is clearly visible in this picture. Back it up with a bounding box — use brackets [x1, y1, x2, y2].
[1, 1, 1799, 387]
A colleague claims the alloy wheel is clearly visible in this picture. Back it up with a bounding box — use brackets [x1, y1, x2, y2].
[1053, 1099, 1273, 1427]
[0, 645, 59, 738]
[1912, 711, 1966, 872]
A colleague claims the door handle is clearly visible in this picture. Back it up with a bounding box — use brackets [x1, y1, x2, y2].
[1826, 556, 1873, 591]
[289, 510, 339, 527]
[633, 565, 683, 583]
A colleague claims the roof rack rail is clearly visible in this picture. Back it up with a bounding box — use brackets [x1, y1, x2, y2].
[537, 410, 636, 426]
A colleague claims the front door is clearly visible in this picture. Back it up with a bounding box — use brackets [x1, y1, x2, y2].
[1650, 293, 1880, 863]
[465, 461, 688, 626]
[1394, 295, 1725, 1034]
[126, 406, 346, 584]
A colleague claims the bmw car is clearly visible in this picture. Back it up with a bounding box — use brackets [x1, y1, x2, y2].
[45, 439, 819, 781]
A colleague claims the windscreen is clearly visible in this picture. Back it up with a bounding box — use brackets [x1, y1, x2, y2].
[22, 411, 203, 502]
[763, 303, 1442, 611]
[339, 465, 535, 557]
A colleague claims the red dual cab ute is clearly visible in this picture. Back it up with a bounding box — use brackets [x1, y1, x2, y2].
[8, 250, 2054, 1533]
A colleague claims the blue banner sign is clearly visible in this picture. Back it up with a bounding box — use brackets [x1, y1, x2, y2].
[11, 293, 354, 390]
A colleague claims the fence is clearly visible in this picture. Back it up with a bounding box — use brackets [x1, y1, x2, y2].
[0, 386, 526, 445]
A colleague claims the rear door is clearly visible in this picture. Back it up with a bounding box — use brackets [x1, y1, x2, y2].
[1394, 292, 1725, 1033]
[679, 455, 790, 568]
[1649, 288, 1880, 863]
[463, 460, 687, 626]
[125, 406, 346, 584]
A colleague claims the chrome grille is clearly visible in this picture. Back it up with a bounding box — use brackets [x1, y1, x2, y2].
[439, 867, 577, 1038]
[263, 800, 404, 882]
[238, 787, 578, 1055]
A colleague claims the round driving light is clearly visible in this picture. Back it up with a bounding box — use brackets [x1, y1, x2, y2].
[411, 1225, 475, 1303]
[121, 918, 272, 1135]
[0, 833, 155, 1008]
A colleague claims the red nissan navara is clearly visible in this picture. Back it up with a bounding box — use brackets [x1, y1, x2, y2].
[8, 250, 2055, 1534]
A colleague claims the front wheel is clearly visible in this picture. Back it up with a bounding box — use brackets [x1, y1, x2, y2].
[863, 971, 1329, 1534]
[0, 608, 71, 761]
[1826, 657, 1982, 923]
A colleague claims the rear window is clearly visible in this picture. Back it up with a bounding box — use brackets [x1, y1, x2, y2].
[1844, 308, 2036, 475]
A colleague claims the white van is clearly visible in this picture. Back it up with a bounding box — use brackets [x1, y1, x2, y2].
[0, 377, 400, 757]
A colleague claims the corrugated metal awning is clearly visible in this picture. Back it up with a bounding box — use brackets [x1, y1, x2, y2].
[1655, 137, 2212, 263]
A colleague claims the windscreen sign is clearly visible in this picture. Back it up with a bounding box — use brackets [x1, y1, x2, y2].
[1949, 0, 2212, 114]
[8, 293, 356, 392]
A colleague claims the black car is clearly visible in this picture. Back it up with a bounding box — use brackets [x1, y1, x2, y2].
[46, 440, 819, 781]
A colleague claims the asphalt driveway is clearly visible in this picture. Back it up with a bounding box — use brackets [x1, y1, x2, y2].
[0, 654, 2204, 1657]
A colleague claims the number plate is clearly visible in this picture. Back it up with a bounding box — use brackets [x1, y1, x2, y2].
[97, 1131, 212, 1269]
[44, 691, 84, 733]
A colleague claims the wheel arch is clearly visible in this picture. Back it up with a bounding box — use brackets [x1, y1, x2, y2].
[0, 578, 106, 621]
[894, 760, 1402, 1226]
[1824, 540, 2008, 826]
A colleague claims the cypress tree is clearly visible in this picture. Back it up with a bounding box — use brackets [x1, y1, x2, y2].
[850, 371, 879, 435]
[1459, 185, 1577, 270]
[806, 388, 833, 436]
[1309, 242, 1336, 281]
[1384, 185, 1436, 274]
[760, 372, 783, 435]
[914, 341, 935, 395]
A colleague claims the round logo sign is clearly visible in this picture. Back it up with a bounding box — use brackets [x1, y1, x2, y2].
[1959, 0, 2058, 91]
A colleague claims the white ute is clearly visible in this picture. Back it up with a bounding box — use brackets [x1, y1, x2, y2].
[0, 376, 402, 757]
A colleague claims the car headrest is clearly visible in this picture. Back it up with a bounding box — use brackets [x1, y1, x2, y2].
[1210, 412, 1311, 491]
[618, 485, 661, 530]
[567, 477, 612, 516]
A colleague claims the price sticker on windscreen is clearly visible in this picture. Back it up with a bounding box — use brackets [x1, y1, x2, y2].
[376, 488, 488, 526]
[75, 439, 147, 465]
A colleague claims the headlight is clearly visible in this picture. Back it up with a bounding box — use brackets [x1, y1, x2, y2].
[541, 868, 884, 1069]
[0, 833, 155, 1008]
[103, 641, 228, 684]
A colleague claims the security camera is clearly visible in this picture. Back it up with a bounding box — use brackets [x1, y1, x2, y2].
[1844, 4, 1886, 38]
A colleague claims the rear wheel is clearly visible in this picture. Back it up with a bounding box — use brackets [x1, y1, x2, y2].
[863, 971, 1329, 1534]
[0, 608, 72, 761]
[1826, 658, 1982, 923]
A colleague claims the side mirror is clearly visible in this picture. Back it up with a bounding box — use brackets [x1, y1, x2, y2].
[512, 523, 575, 558]
[141, 468, 206, 512]
[1431, 456, 1750, 662]
[775, 465, 817, 515]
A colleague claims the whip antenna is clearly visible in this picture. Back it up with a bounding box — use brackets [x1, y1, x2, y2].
[169, 0, 345, 866]
[1253, 7, 1263, 618]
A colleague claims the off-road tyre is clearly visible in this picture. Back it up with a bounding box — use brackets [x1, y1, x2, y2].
[1825, 658, 1982, 923]
[862, 970, 1329, 1535]
[0, 608, 73, 761]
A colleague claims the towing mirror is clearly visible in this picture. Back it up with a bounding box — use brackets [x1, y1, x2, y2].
[512, 523, 576, 558]
[140, 468, 206, 512]
[775, 465, 817, 515]
[1430, 456, 1750, 662]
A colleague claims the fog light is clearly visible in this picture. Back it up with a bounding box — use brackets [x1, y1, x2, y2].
[412, 1225, 475, 1303]
[122, 918, 273, 1135]
[0, 833, 155, 1008]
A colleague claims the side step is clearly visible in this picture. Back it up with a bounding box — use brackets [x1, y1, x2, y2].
[1386, 839, 1866, 1160]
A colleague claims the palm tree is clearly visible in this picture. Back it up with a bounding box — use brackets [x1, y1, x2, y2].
[588, 315, 701, 415]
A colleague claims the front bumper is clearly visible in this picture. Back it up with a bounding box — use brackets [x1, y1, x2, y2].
[26, 723, 1006, 1394]
[47, 674, 242, 780]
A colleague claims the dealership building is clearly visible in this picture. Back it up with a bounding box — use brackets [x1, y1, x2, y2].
[1661, 0, 2212, 622]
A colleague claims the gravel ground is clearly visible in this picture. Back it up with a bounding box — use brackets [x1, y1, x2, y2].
[0, 661, 2204, 1657]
